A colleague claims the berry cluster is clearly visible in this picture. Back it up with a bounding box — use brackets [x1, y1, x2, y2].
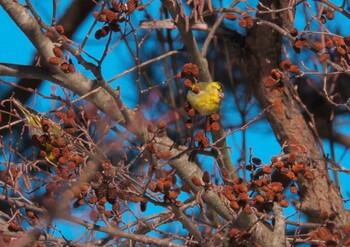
[93, 0, 138, 39]
[28, 108, 85, 183]
[148, 170, 182, 205]
[264, 59, 300, 91]
[308, 212, 350, 246]
[319, 7, 335, 24]
[190, 152, 317, 243]
[47, 25, 76, 74]
[225, 13, 254, 28]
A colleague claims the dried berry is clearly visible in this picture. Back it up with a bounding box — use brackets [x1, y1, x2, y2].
[225, 13, 237, 20]
[325, 9, 335, 20]
[233, 177, 243, 184]
[319, 15, 327, 24]
[194, 130, 205, 142]
[201, 137, 210, 148]
[319, 53, 329, 62]
[45, 31, 54, 39]
[271, 69, 282, 80]
[244, 16, 254, 27]
[126, 0, 138, 14]
[188, 108, 196, 117]
[56, 25, 65, 34]
[337, 46, 346, 56]
[289, 65, 301, 73]
[60, 62, 69, 73]
[255, 194, 264, 203]
[211, 113, 220, 121]
[106, 10, 117, 23]
[279, 199, 289, 207]
[290, 28, 298, 37]
[202, 171, 210, 184]
[184, 79, 193, 88]
[262, 165, 272, 174]
[238, 192, 249, 201]
[242, 204, 253, 215]
[230, 201, 240, 210]
[303, 170, 314, 180]
[53, 47, 63, 57]
[158, 121, 166, 129]
[68, 63, 76, 74]
[185, 119, 192, 129]
[333, 36, 345, 46]
[192, 176, 202, 186]
[264, 77, 277, 89]
[49, 57, 60, 65]
[238, 19, 247, 28]
[325, 36, 333, 49]
[252, 157, 262, 165]
[313, 42, 324, 51]
[294, 39, 303, 49]
[182, 63, 199, 78]
[211, 122, 220, 131]
[109, 21, 121, 32]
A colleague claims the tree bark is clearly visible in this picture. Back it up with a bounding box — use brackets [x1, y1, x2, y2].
[243, 0, 348, 224]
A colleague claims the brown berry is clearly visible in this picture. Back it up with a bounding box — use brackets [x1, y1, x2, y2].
[319, 15, 327, 24]
[202, 171, 210, 184]
[45, 31, 54, 39]
[242, 204, 253, 215]
[68, 63, 76, 74]
[53, 47, 63, 57]
[201, 137, 210, 148]
[333, 36, 345, 46]
[325, 36, 333, 49]
[262, 166, 272, 174]
[109, 21, 121, 32]
[56, 25, 64, 34]
[290, 28, 298, 37]
[211, 113, 220, 121]
[238, 19, 247, 28]
[194, 130, 205, 142]
[191, 176, 202, 186]
[230, 201, 240, 210]
[60, 62, 69, 73]
[182, 63, 199, 78]
[319, 53, 329, 62]
[49, 57, 60, 65]
[313, 42, 324, 51]
[255, 194, 264, 203]
[244, 16, 254, 27]
[211, 122, 220, 131]
[325, 9, 335, 20]
[289, 65, 301, 73]
[290, 184, 298, 194]
[264, 77, 277, 89]
[279, 199, 289, 207]
[225, 13, 237, 20]
[337, 46, 346, 56]
[303, 170, 314, 180]
[184, 79, 193, 88]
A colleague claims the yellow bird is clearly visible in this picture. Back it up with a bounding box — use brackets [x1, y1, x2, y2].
[12, 98, 62, 137]
[187, 81, 224, 116]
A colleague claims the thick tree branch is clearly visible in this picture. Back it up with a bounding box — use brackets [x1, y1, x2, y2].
[243, 0, 348, 224]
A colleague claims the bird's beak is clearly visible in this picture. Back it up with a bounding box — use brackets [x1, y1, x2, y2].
[219, 92, 225, 99]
